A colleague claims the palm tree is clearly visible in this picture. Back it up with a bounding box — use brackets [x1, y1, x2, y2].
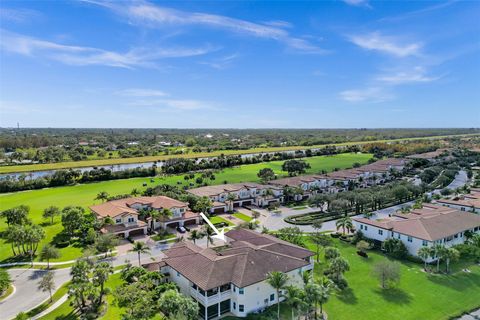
[203, 226, 215, 247]
[188, 230, 204, 244]
[335, 217, 353, 235]
[285, 285, 304, 320]
[431, 244, 445, 273]
[417, 247, 431, 271]
[227, 193, 237, 212]
[38, 271, 55, 303]
[129, 241, 150, 266]
[266, 271, 289, 320]
[92, 262, 113, 304]
[305, 282, 321, 319]
[95, 191, 109, 203]
[443, 247, 460, 273]
[159, 208, 173, 223]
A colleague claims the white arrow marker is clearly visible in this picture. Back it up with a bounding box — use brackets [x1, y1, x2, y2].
[200, 212, 226, 242]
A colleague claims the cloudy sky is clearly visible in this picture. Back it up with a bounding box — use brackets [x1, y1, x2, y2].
[0, 0, 479, 128]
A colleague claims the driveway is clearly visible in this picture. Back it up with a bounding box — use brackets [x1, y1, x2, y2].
[0, 268, 71, 320]
[446, 170, 468, 190]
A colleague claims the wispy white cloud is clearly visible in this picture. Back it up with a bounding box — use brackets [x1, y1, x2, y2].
[342, 0, 371, 8]
[379, 1, 457, 22]
[200, 53, 239, 70]
[376, 66, 441, 84]
[263, 20, 293, 28]
[340, 87, 393, 103]
[82, 0, 327, 54]
[348, 32, 422, 57]
[0, 29, 215, 68]
[116, 88, 168, 97]
[0, 8, 42, 23]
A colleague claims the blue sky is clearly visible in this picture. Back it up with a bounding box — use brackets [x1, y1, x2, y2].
[0, 0, 479, 128]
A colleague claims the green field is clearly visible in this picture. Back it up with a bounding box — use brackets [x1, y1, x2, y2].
[1, 133, 475, 174]
[309, 240, 480, 320]
[0, 153, 372, 263]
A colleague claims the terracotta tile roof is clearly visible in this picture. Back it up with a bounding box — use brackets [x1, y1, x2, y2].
[100, 220, 147, 234]
[326, 169, 363, 180]
[407, 148, 450, 160]
[269, 174, 327, 188]
[354, 204, 480, 241]
[160, 229, 313, 290]
[436, 193, 480, 209]
[90, 196, 188, 218]
[187, 183, 280, 197]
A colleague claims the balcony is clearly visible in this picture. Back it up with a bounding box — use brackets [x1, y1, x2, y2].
[190, 287, 232, 305]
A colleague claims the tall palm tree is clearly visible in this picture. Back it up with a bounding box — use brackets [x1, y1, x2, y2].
[227, 193, 237, 212]
[92, 262, 113, 304]
[443, 247, 459, 273]
[203, 226, 215, 247]
[305, 282, 322, 319]
[188, 230, 204, 244]
[417, 247, 431, 271]
[335, 217, 353, 235]
[285, 285, 304, 320]
[95, 191, 109, 203]
[431, 244, 445, 273]
[266, 271, 289, 320]
[129, 241, 151, 266]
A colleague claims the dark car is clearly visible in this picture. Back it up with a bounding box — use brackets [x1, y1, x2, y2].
[176, 226, 187, 233]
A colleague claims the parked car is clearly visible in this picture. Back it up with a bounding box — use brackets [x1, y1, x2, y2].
[176, 226, 187, 233]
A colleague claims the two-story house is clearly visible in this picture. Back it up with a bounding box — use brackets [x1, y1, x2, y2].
[353, 204, 480, 261]
[143, 229, 314, 319]
[187, 183, 284, 213]
[90, 196, 201, 237]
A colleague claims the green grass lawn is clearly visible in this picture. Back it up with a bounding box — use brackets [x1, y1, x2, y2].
[308, 240, 480, 320]
[210, 216, 235, 226]
[232, 212, 253, 222]
[28, 281, 71, 318]
[0, 153, 372, 263]
[0, 285, 14, 301]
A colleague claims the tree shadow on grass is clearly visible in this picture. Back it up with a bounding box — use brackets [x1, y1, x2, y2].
[426, 272, 480, 292]
[374, 287, 412, 305]
[51, 231, 85, 249]
[0, 255, 31, 265]
[336, 287, 358, 305]
[54, 311, 79, 320]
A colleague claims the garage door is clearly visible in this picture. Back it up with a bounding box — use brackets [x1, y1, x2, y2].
[213, 207, 226, 214]
[184, 219, 197, 226]
[166, 222, 179, 228]
[233, 202, 241, 208]
[129, 229, 145, 237]
[242, 200, 252, 206]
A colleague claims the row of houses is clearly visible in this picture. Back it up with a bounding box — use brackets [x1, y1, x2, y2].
[184, 158, 409, 214]
[143, 228, 314, 319]
[436, 188, 480, 213]
[353, 203, 480, 260]
[90, 196, 201, 237]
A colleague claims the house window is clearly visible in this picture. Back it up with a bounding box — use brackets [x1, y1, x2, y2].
[364, 226, 368, 231]
[360, 225, 364, 230]
[239, 288, 244, 295]
[397, 233, 401, 239]
[128, 217, 135, 223]
[176, 271, 180, 277]
[422, 240, 428, 246]
[378, 230, 383, 235]
[270, 293, 275, 301]
[461, 207, 465, 211]
[115, 218, 122, 224]
[239, 305, 244, 312]
[233, 302, 236, 310]
[407, 236, 412, 242]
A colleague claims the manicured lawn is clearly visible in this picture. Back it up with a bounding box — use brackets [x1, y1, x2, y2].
[210, 216, 235, 226]
[151, 233, 176, 241]
[232, 212, 253, 222]
[308, 240, 480, 320]
[292, 206, 308, 210]
[0, 153, 372, 263]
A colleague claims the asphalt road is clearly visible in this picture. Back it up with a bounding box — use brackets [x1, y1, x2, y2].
[0, 268, 71, 320]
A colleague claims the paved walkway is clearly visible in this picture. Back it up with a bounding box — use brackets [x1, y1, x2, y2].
[456, 308, 480, 320]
